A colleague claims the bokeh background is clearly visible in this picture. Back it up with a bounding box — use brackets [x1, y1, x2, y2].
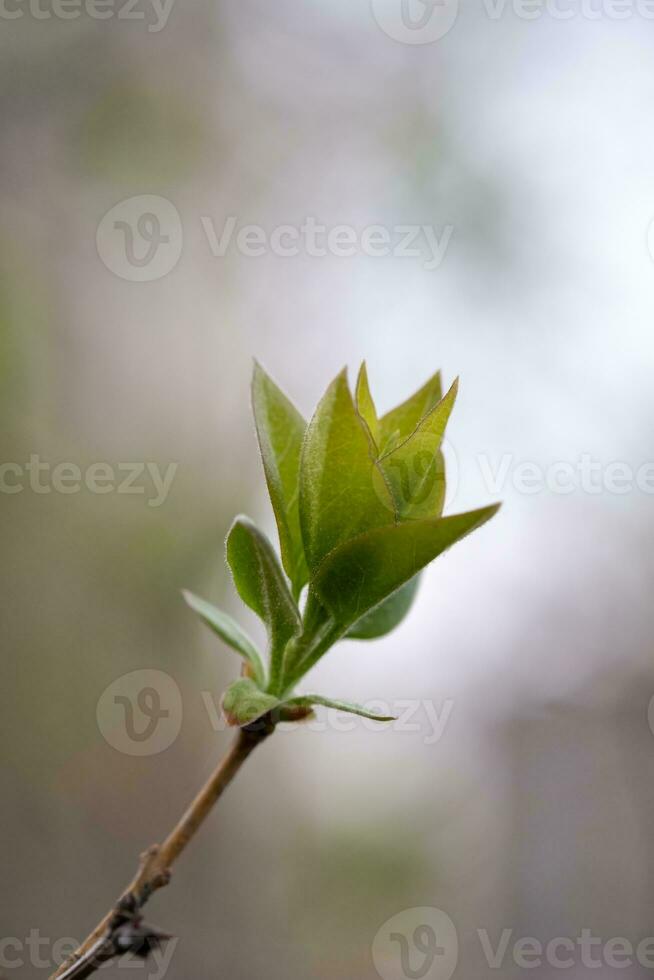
[2, 1, 654, 978]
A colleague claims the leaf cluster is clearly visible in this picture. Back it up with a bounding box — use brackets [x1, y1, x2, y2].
[184, 363, 499, 727]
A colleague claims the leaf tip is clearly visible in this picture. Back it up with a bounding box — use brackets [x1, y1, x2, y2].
[474, 501, 502, 527]
[228, 512, 255, 535]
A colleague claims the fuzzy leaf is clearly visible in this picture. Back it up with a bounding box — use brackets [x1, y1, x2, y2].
[226, 516, 301, 689]
[284, 694, 395, 722]
[379, 371, 442, 452]
[379, 380, 457, 520]
[346, 575, 420, 640]
[355, 362, 379, 447]
[222, 678, 279, 727]
[312, 504, 500, 629]
[252, 362, 308, 598]
[299, 369, 395, 570]
[276, 589, 342, 693]
[182, 590, 266, 687]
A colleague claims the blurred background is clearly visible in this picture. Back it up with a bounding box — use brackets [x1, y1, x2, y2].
[2, 1, 654, 978]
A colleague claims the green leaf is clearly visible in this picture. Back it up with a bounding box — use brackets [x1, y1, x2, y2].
[346, 575, 421, 640]
[182, 589, 266, 687]
[252, 362, 308, 598]
[312, 504, 501, 630]
[379, 370, 442, 452]
[276, 588, 342, 693]
[283, 694, 395, 722]
[226, 516, 301, 691]
[355, 362, 379, 447]
[299, 369, 395, 571]
[222, 678, 279, 727]
[379, 379, 457, 520]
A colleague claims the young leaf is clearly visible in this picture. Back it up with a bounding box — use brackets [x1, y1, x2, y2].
[379, 370, 442, 452]
[379, 380, 457, 520]
[355, 362, 379, 447]
[346, 575, 420, 640]
[299, 369, 395, 570]
[182, 589, 266, 687]
[312, 504, 500, 630]
[277, 588, 342, 694]
[283, 694, 395, 722]
[252, 362, 308, 598]
[222, 678, 280, 727]
[226, 516, 301, 690]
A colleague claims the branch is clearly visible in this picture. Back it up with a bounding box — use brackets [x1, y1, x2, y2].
[51, 720, 273, 980]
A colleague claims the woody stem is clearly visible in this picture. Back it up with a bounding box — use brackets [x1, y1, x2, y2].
[50, 722, 272, 980]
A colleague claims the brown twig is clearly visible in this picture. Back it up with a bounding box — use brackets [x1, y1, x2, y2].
[51, 721, 273, 980]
